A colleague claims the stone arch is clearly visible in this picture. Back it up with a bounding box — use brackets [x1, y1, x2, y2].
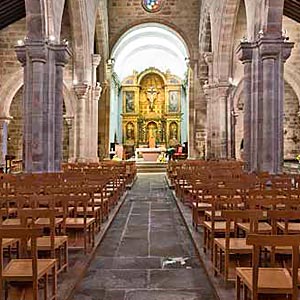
[231, 76, 300, 160]
[0, 71, 75, 118]
[199, 9, 213, 82]
[284, 67, 300, 109]
[110, 19, 193, 60]
[217, 0, 245, 82]
[243, 0, 285, 40]
[25, 0, 65, 40]
[95, 2, 109, 83]
[68, 0, 92, 83]
[199, 4, 213, 53]
[1, 72, 75, 161]
[231, 79, 245, 159]
[232, 78, 245, 111]
[111, 23, 190, 81]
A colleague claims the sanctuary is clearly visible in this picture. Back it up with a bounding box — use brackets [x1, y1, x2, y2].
[110, 68, 188, 160]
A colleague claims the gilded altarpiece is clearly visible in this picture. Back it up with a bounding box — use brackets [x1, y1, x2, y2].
[121, 68, 182, 148]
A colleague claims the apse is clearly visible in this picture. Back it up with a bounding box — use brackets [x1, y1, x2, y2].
[111, 23, 189, 80]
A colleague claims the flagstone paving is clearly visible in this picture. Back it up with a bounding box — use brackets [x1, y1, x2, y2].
[72, 174, 217, 300]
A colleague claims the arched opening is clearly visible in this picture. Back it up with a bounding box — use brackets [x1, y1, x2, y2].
[109, 23, 190, 160]
[231, 0, 247, 159]
[6, 85, 73, 163]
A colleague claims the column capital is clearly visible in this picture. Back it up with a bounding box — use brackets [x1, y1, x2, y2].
[73, 83, 90, 99]
[93, 83, 102, 101]
[15, 45, 26, 66]
[25, 41, 47, 63]
[258, 37, 294, 61]
[203, 52, 213, 65]
[101, 80, 109, 94]
[92, 54, 101, 67]
[236, 42, 254, 63]
[53, 44, 72, 67]
[216, 83, 231, 98]
[203, 81, 213, 96]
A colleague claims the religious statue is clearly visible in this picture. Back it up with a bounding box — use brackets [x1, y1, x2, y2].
[146, 86, 159, 111]
[126, 122, 134, 140]
[170, 122, 178, 140]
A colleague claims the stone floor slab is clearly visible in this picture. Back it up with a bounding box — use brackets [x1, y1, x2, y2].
[72, 174, 217, 300]
[124, 290, 215, 300]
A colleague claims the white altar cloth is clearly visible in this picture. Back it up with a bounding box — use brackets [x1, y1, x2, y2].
[135, 147, 166, 161]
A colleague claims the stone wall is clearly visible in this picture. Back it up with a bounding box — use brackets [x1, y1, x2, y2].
[284, 82, 300, 159]
[0, 18, 25, 90]
[234, 82, 300, 161]
[108, 0, 200, 59]
[7, 87, 23, 159]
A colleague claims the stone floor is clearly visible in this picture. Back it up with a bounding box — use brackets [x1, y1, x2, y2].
[71, 174, 217, 300]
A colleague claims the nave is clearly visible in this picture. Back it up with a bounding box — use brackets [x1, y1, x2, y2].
[71, 174, 217, 300]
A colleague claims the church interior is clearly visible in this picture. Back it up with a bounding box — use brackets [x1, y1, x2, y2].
[1, 0, 300, 300]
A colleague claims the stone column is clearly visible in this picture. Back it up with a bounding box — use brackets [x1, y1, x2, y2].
[237, 37, 293, 173]
[15, 40, 70, 173]
[64, 116, 74, 162]
[203, 52, 214, 159]
[53, 45, 70, 170]
[203, 82, 213, 158]
[204, 83, 230, 159]
[74, 83, 90, 162]
[0, 117, 12, 168]
[91, 84, 102, 160]
[217, 84, 230, 158]
[90, 54, 102, 161]
[259, 38, 293, 173]
[187, 60, 197, 158]
[237, 42, 254, 171]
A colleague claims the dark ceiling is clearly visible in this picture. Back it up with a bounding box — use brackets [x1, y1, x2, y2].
[0, 0, 299, 32]
[284, 0, 300, 23]
[0, 0, 25, 31]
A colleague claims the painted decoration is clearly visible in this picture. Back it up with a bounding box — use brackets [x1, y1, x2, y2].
[141, 0, 164, 13]
[125, 91, 135, 113]
[168, 91, 179, 113]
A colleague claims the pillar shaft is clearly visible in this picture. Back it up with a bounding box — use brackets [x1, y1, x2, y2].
[16, 41, 70, 173]
[0, 118, 11, 168]
[237, 37, 293, 173]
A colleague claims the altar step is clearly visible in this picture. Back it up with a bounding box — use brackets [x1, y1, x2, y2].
[136, 162, 167, 173]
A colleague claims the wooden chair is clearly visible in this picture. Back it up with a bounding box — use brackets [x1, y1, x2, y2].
[0, 227, 57, 300]
[236, 234, 300, 300]
[202, 188, 242, 257]
[213, 210, 263, 282]
[19, 209, 68, 274]
[63, 194, 96, 253]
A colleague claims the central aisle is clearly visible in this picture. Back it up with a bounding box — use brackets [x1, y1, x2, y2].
[72, 174, 217, 300]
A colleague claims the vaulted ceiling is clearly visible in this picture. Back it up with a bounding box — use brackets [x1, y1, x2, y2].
[0, 0, 25, 30]
[0, 1, 299, 33]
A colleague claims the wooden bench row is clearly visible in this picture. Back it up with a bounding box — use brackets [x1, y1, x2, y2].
[0, 161, 136, 300]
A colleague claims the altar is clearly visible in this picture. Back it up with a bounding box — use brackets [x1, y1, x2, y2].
[121, 69, 184, 152]
[135, 147, 166, 161]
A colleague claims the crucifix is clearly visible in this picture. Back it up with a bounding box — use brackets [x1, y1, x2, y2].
[146, 87, 159, 111]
